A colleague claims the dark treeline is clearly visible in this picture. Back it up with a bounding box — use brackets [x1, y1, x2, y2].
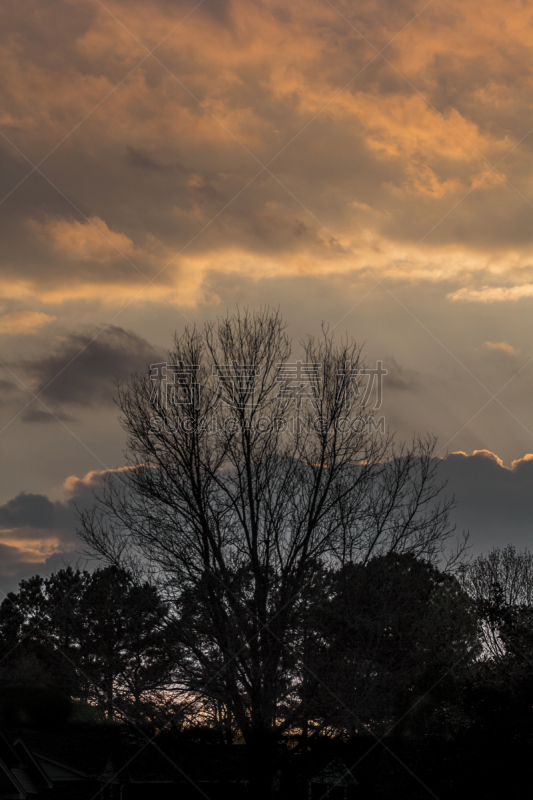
[0, 565, 178, 727]
[0, 547, 532, 798]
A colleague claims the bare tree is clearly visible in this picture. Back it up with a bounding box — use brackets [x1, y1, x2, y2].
[458, 546, 533, 659]
[78, 308, 463, 798]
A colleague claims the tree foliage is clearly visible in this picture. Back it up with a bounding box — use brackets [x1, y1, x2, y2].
[0, 565, 176, 725]
[300, 553, 478, 738]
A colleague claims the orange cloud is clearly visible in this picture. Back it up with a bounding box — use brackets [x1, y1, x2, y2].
[484, 341, 517, 355]
[0, 0, 533, 310]
[63, 465, 142, 495]
[450, 449, 506, 468]
[449, 285, 533, 303]
[28, 216, 135, 262]
[511, 454, 533, 470]
[448, 450, 533, 471]
[471, 449, 505, 468]
[0, 529, 71, 563]
[0, 311, 56, 334]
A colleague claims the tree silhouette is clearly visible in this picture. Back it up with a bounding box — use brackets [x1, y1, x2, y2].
[300, 553, 478, 739]
[0, 567, 89, 697]
[0, 566, 176, 726]
[77, 308, 464, 798]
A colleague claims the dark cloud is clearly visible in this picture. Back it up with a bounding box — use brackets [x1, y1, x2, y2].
[0, 480, 107, 591]
[383, 357, 422, 392]
[0, 493, 79, 590]
[20, 325, 159, 412]
[0, 493, 59, 530]
[0, 542, 33, 584]
[0, 491, 74, 535]
[0, 379, 18, 399]
[126, 146, 188, 173]
[0, 544, 88, 590]
[3, 450, 533, 594]
[21, 408, 78, 424]
[439, 450, 533, 555]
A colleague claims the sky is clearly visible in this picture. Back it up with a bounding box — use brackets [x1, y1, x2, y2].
[1, 0, 533, 589]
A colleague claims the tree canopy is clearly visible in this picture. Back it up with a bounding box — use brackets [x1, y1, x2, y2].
[0, 565, 176, 725]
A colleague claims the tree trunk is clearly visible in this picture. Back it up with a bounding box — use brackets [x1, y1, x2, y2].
[105, 675, 114, 719]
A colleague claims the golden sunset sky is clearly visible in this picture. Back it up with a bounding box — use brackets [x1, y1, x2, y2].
[1, 0, 533, 585]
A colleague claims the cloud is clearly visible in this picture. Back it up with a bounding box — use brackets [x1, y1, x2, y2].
[510, 453, 533, 471]
[439, 450, 533, 554]
[63, 465, 139, 497]
[126, 145, 189, 173]
[0, 541, 80, 585]
[21, 408, 78, 424]
[0, 491, 79, 587]
[20, 325, 159, 412]
[0, 0, 533, 309]
[484, 341, 518, 355]
[0, 491, 80, 538]
[382, 357, 422, 392]
[0, 465, 146, 590]
[0, 311, 56, 334]
[451, 449, 505, 468]
[3, 449, 533, 593]
[0, 532, 68, 561]
[28, 216, 135, 262]
[0, 379, 18, 395]
[448, 285, 533, 303]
